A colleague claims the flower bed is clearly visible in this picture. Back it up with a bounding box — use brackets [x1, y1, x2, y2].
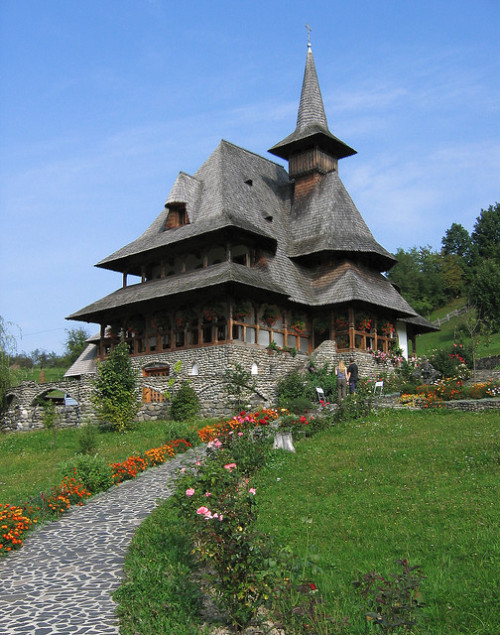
[399, 378, 500, 408]
[0, 437, 192, 555]
[197, 408, 279, 443]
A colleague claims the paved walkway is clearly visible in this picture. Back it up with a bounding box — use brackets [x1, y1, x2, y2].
[0, 447, 205, 634]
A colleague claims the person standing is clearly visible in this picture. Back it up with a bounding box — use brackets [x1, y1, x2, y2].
[347, 357, 359, 394]
[335, 358, 349, 400]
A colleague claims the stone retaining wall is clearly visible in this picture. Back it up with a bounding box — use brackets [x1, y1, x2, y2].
[477, 355, 500, 370]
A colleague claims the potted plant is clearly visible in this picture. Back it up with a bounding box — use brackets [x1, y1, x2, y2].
[267, 340, 280, 354]
[379, 320, 395, 337]
[314, 315, 330, 334]
[125, 315, 145, 336]
[107, 320, 122, 340]
[232, 300, 253, 322]
[335, 314, 349, 330]
[150, 312, 170, 334]
[261, 305, 280, 328]
[176, 308, 197, 328]
[356, 313, 373, 333]
[290, 314, 307, 336]
[202, 303, 225, 323]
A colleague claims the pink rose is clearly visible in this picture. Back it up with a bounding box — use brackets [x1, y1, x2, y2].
[204, 492, 212, 497]
[185, 488, 195, 497]
[249, 488, 256, 495]
[196, 506, 210, 515]
[224, 463, 237, 472]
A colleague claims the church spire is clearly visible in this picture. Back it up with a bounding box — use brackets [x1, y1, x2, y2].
[296, 41, 329, 132]
[268, 41, 356, 167]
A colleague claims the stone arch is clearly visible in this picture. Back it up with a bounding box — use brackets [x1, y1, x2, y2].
[29, 387, 64, 407]
[142, 362, 170, 377]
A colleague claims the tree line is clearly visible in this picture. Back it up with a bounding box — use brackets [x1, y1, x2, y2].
[8, 328, 90, 370]
[386, 202, 500, 332]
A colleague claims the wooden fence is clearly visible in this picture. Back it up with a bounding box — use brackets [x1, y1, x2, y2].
[433, 305, 469, 327]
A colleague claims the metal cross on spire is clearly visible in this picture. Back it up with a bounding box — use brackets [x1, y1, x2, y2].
[305, 23, 312, 47]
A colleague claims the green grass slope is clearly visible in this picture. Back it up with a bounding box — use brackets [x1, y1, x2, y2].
[416, 298, 500, 358]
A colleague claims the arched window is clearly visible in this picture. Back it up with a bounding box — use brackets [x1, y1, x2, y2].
[207, 245, 226, 266]
[143, 363, 170, 377]
[190, 363, 199, 376]
[231, 244, 250, 266]
[251, 363, 258, 375]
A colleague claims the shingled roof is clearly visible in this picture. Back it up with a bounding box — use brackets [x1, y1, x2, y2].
[287, 170, 396, 269]
[96, 141, 289, 272]
[268, 43, 356, 161]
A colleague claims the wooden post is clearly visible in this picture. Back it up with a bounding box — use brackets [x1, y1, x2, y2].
[348, 307, 355, 350]
[228, 298, 234, 341]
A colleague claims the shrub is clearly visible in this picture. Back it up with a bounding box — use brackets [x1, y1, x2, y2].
[354, 559, 425, 633]
[224, 427, 273, 475]
[77, 423, 98, 455]
[334, 385, 374, 423]
[59, 454, 114, 494]
[428, 344, 471, 380]
[170, 381, 200, 421]
[285, 395, 313, 413]
[277, 371, 308, 410]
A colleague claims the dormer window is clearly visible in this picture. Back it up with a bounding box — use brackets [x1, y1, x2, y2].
[164, 203, 189, 230]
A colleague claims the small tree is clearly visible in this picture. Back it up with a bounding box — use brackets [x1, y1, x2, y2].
[0, 316, 20, 416]
[457, 308, 491, 383]
[92, 342, 139, 432]
[223, 362, 257, 412]
[170, 381, 200, 421]
[42, 398, 58, 449]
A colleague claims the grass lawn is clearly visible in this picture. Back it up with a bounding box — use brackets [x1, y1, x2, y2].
[255, 409, 500, 634]
[12, 367, 68, 384]
[0, 419, 203, 505]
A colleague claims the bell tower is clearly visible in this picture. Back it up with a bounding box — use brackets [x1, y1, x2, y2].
[268, 40, 356, 198]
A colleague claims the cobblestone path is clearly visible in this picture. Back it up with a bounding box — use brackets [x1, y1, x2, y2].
[0, 447, 205, 634]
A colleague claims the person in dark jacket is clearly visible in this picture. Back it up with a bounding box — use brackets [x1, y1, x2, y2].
[347, 357, 359, 394]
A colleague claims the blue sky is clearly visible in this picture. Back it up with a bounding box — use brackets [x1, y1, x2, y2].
[1, 1, 499, 355]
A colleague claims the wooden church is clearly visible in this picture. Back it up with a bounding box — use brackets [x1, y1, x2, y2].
[67, 43, 436, 378]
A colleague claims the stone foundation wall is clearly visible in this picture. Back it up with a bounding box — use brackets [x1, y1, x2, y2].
[1, 342, 387, 434]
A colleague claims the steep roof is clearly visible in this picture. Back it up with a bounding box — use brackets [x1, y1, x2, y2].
[287, 170, 396, 269]
[96, 140, 290, 272]
[268, 44, 356, 161]
[64, 343, 97, 377]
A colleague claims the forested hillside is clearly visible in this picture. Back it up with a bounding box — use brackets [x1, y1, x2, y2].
[387, 202, 500, 333]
